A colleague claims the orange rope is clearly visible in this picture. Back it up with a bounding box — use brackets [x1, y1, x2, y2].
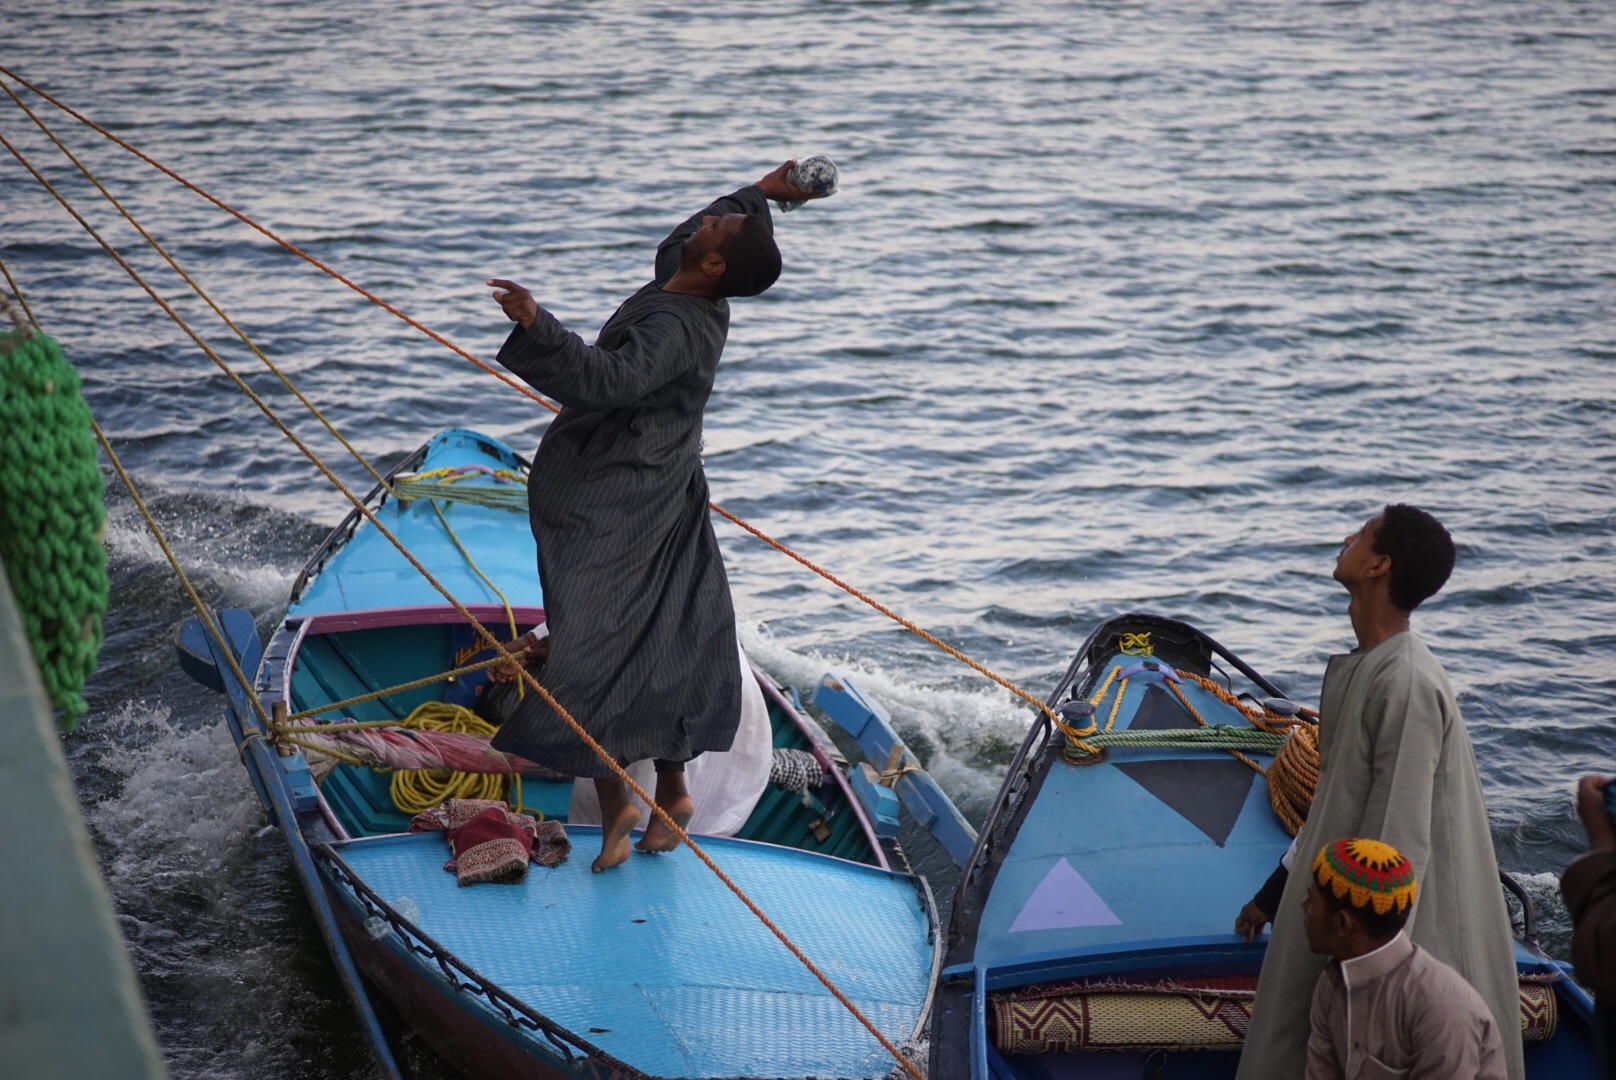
[0, 130, 922, 1080]
[0, 65, 556, 418]
[0, 63, 1057, 730]
[710, 504, 1059, 721]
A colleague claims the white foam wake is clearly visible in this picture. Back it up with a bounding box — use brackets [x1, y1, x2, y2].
[738, 621, 1037, 819]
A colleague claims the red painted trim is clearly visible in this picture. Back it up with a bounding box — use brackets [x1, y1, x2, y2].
[294, 604, 546, 634]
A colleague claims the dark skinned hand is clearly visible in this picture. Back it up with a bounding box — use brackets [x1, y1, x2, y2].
[756, 160, 825, 204]
[487, 632, 550, 685]
[1235, 899, 1272, 942]
[487, 278, 538, 329]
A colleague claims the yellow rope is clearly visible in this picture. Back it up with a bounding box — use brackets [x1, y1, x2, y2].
[387, 702, 508, 815]
[1056, 653, 1321, 833]
[0, 79, 395, 497]
[1, 83, 519, 662]
[1118, 632, 1154, 656]
[0, 255, 38, 328]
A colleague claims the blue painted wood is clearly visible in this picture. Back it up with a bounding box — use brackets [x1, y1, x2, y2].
[813, 670, 979, 867]
[291, 429, 542, 618]
[848, 762, 901, 838]
[278, 753, 319, 814]
[173, 609, 258, 693]
[198, 609, 404, 1080]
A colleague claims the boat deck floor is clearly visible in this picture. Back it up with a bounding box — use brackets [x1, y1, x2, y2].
[336, 829, 932, 1079]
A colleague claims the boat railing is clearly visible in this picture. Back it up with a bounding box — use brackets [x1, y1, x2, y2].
[313, 843, 644, 1080]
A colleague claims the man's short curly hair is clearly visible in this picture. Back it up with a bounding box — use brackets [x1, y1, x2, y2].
[715, 215, 781, 298]
[1372, 504, 1456, 612]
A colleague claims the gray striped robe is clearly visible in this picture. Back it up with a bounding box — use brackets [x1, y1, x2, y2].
[488, 186, 772, 778]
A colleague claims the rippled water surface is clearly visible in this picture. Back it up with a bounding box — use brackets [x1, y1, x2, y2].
[4, 1, 1614, 1075]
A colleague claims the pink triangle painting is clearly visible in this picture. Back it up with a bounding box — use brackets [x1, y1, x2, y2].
[1008, 856, 1123, 932]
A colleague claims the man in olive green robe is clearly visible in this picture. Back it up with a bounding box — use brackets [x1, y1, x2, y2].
[1234, 505, 1524, 1080]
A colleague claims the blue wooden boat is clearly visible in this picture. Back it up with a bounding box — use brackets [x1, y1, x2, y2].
[177, 428, 943, 1080]
[928, 613, 1598, 1080]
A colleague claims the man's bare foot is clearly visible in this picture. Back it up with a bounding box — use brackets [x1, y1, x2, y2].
[636, 794, 694, 853]
[637, 767, 694, 853]
[593, 800, 640, 873]
[591, 776, 639, 873]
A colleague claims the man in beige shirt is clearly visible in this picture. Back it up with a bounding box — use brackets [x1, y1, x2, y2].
[1304, 837, 1506, 1080]
[1237, 506, 1523, 1079]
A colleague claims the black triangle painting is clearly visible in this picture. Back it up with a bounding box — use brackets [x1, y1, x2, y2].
[1112, 757, 1256, 847]
[1128, 682, 1202, 732]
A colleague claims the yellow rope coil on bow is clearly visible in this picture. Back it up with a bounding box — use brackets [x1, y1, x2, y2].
[387, 701, 512, 816]
[1118, 632, 1154, 656]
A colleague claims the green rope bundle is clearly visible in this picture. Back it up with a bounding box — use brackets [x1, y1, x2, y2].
[0, 319, 107, 727]
[391, 476, 528, 513]
[1074, 725, 1291, 754]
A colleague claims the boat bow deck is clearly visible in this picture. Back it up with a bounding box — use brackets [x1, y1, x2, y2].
[334, 830, 934, 1079]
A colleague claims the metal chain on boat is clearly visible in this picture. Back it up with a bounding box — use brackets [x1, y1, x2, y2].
[1, 146, 926, 1080]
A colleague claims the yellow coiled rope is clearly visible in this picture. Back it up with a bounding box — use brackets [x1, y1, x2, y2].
[387, 701, 512, 815]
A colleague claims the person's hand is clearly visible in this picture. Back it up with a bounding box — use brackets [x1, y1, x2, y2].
[1576, 776, 1616, 851]
[488, 279, 538, 329]
[756, 160, 823, 203]
[1235, 899, 1272, 942]
[487, 632, 548, 684]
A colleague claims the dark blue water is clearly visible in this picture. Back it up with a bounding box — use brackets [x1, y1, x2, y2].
[4, 1, 1613, 1075]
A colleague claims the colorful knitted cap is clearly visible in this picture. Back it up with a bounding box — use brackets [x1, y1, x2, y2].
[1312, 838, 1418, 916]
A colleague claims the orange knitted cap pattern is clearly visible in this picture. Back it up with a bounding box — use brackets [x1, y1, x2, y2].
[1312, 837, 1418, 916]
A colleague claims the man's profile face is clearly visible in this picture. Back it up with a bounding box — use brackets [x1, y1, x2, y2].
[1332, 512, 1384, 588]
[682, 213, 748, 267]
[1302, 880, 1345, 955]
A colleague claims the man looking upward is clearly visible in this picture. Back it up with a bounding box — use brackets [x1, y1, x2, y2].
[1234, 506, 1524, 1079]
[486, 162, 825, 872]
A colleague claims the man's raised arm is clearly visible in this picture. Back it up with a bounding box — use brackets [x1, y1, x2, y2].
[653, 161, 824, 284]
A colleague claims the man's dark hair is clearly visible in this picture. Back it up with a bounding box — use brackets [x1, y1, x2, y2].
[1316, 878, 1413, 941]
[1372, 504, 1456, 612]
[715, 215, 781, 298]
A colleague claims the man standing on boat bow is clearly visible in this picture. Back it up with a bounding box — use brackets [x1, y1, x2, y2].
[486, 162, 827, 872]
[1233, 505, 1524, 1079]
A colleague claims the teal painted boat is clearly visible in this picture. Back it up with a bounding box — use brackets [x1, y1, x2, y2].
[928, 613, 1598, 1080]
[178, 428, 941, 1080]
